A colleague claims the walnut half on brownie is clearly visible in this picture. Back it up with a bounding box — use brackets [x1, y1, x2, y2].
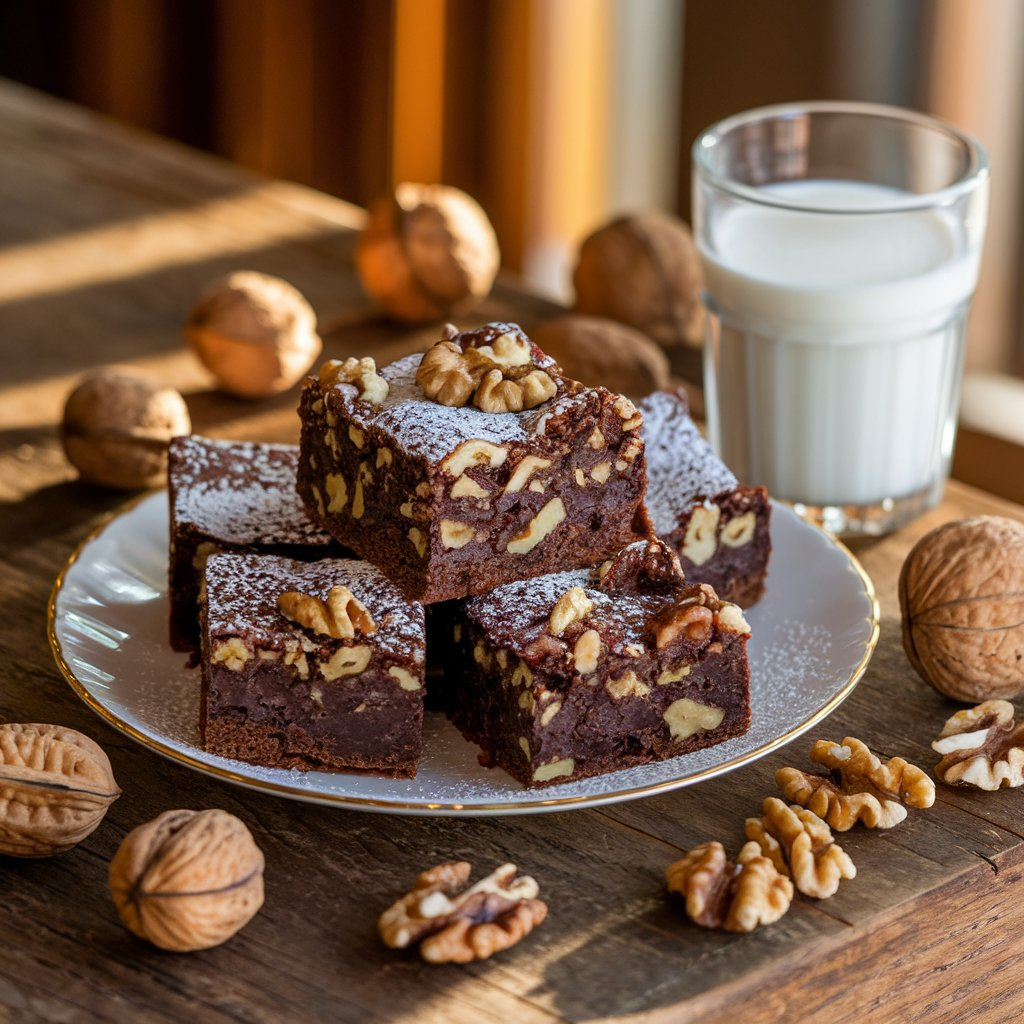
[640, 390, 771, 607]
[200, 553, 425, 777]
[296, 323, 653, 604]
[442, 539, 751, 787]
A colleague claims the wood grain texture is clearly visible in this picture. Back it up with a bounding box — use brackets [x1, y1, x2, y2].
[2, 82, 1024, 1023]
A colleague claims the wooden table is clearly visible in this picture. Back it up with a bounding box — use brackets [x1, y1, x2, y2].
[3, 80, 1023, 1024]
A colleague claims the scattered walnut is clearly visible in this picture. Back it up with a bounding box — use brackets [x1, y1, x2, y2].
[932, 700, 1024, 790]
[185, 270, 321, 397]
[746, 797, 856, 899]
[0, 724, 120, 857]
[899, 516, 1024, 702]
[777, 737, 934, 830]
[278, 585, 376, 639]
[356, 182, 500, 323]
[531, 315, 671, 397]
[109, 809, 264, 952]
[573, 212, 705, 351]
[416, 322, 558, 413]
[61, 370, 191, 490]
[549, 586, 594, 636]
[666, 841, 793, 933]
[378, 861, 547, 964]
[319, 356, 389, 404]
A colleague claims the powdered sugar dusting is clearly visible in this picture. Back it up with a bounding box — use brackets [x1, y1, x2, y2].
[206, 553, 424, 662]
[326, 353, 587, 462]
[170, 436, 333, 546]
[640, 391, 737, 536]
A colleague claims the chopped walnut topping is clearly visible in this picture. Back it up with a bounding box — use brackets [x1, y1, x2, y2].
[666, 841, 793, 933]
[416, 323, 558, 412]
[278, 586, 376, 639]
[746, 797, 856, 899]
[932, 701, 1024, 790]
[548, 586, 594, 636]
[319, 356, 389, 404]
[378, 862, 547, 964]
[777, 737, 934, 830]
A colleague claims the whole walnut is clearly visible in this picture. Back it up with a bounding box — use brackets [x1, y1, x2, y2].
[109, 808, 264, 952]
[62, 370, 191, 490]
[899, 516, 1024, 702]
[531, 315, 671, 397]
[0, 723, 120, 857]
[356, 182, 500, 323]
[573, 212, 705, 351]
[185, 270, 322, 398]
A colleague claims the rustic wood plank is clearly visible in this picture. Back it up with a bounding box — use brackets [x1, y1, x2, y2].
[2, 81, 1024, 1023]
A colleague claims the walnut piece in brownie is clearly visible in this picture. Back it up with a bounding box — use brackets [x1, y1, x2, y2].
[297, 323, 653, 604]
[640, 390, 770, 607]
[200, 554, 425, 777]
[168, 435, 345, 651]
[443, 539, 751, 787]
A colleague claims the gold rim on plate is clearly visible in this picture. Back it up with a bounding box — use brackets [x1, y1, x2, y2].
[47, 494, 880, 815]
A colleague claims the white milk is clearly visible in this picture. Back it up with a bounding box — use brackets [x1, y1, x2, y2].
[701, 180, 984, 507]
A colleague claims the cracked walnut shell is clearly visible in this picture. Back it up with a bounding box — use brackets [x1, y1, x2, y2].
[357, 183, 500, 323]
[666, 840, 793, 933]
[932, 700, 1024, 790]
[899, 516, 1024, 702]
[0, 723, 120, 857]
[777, 737, 934, 830]
[109, 808, 265, 952]
[378, 861, 547, 964]
[186, 271, 322, 398]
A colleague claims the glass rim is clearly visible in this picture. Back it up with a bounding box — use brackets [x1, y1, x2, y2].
[692, 100, 990, 214]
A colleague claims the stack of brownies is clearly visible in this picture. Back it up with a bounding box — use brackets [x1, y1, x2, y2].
[168, 322, 771, 787]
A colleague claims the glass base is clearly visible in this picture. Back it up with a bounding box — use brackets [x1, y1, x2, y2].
[787, 480, 942, 539]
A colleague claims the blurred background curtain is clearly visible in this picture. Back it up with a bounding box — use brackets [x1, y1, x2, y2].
[1, 0, 1022, 381]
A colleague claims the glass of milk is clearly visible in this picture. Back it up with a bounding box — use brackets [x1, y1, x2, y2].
[692, 102, 990, 536]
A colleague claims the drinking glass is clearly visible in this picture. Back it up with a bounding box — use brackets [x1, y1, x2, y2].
[692, 102, 990, 536]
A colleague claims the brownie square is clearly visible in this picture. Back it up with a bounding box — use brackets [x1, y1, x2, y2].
[200, 553, 425, 776]
[296, 323, 653, 604]
[168, 435, 344, 651]
[442, 539, 751, 787]
[640, 390, 771, 607]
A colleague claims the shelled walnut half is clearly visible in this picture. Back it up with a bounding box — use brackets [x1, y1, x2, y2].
[746, 797, 856, 899]
[666, 840, 793, 933]
[378, 861, 547, 963]
[776, 737, 934, 830]
[932, 700, 1024, 790]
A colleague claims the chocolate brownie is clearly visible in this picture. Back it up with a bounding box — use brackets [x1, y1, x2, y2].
[296, 323, 653, 604]
[641, 390, 770, 607]
[443, 539, 751, 787]
[200, 553, 425, 776]
[168, 435, 344, 651]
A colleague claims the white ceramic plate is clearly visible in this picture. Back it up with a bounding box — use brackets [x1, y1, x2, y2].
[49, 493, 878, 815]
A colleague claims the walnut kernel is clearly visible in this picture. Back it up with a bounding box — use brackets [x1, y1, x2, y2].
[109, 809, 264, 952]
[666, 841, 793, 933]
[319, 356, 389, 404]
[278, 586, 376, 639]
[378, 861, 547, 963]
[932, 700, 1024, 790]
